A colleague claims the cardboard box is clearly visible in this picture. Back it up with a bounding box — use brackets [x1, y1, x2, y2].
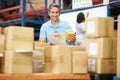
[117, 16, 120, 77]
[4, 50, 33, 74]
[33, 47, 45, 73]
[106, 17, 114, 37]
[87, 38, 114, 58]
[112, 38, 117, 58]
[65, 29, 75, 41]
[0, 35, 5, 53]
[85, 17, 114, 38]
[44, 45, 72, 73]
[71, 46, 86, 51]
[5, 26, 34, 50]
[72, 51, 87, 73]
[88, 58, 116, 74]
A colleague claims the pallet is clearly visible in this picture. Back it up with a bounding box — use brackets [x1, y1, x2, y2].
[114, 76, 120, 80]
[90, 73, 116, 80]
[0, 73, 90, 80]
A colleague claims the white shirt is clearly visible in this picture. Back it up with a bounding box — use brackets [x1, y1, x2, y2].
[75, 22, 86, 46]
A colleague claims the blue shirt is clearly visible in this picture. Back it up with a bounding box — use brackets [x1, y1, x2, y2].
[40, 19, 72, 42]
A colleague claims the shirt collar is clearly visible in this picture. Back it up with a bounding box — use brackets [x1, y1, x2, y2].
[49, 19, 62, 28]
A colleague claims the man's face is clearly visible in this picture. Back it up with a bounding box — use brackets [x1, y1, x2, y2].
[48, 7, 60, 22]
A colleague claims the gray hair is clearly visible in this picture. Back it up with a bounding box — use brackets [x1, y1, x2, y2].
[48, 3, 61, 12]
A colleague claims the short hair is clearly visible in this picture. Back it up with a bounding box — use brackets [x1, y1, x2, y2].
[76, 12, 85, 23]
[48, 3, 61, 12]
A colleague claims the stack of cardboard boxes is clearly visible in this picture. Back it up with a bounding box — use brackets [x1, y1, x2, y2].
[85, 17, 117, 74]
[3, 26, 34, 74]
[33, 40, 88, 74]
[72, 46, 87, 74]
[43, 45, 87, 74]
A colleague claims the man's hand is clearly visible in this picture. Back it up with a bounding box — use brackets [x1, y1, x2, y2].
[70, 32, 76, 43]
[39, 38, 46, 43]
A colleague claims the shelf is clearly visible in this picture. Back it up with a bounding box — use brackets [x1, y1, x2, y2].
[2, 8, 44, 20]
[0, 18, 22, 27]
[0, 5, 22, 13]
[0, 74, 90, 80]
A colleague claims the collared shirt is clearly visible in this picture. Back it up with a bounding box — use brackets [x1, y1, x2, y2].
[40, 19, 72, 42]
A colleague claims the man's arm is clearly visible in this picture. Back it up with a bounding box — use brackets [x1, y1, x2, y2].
[39, 24, 46, 43]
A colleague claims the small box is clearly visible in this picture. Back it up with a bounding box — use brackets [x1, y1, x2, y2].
[72, 51, 87, 73]
[87, 38, 114, 58]
[88, 58, 116, 74]
[44, 45, 72, 73]
[65, 29, 75, 41]
[85, 17, 114, 38]
[4, 50, 33, 74]
[5, 26, 34, 50]
[33, 46, 45, 73]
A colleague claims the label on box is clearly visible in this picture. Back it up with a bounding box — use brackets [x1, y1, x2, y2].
[87, 21, 95, 34]
[89, 43, 98, 55]
[88, 59, 96, 72]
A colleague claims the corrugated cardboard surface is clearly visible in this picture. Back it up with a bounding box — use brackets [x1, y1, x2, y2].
[44, 45, 72, 73]
[88, 58, 116, 74]
[33, 47, 45, 73]
[4, 50, 32, 74]
[112, 38, 117, 58]
[85, 17, 114, 38]
[87, 38, 115, 58]
[72, 51, 87, 73]
[5, 26, 34, 50]
[71, 46, 86, 51]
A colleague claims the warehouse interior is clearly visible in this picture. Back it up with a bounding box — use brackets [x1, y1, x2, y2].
[0, 0, 120, 80]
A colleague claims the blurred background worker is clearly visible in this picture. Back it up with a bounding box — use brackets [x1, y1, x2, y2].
[75, 12, 89, 46]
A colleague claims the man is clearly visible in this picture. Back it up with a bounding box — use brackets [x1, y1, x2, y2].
[39, 3, 75, 44]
